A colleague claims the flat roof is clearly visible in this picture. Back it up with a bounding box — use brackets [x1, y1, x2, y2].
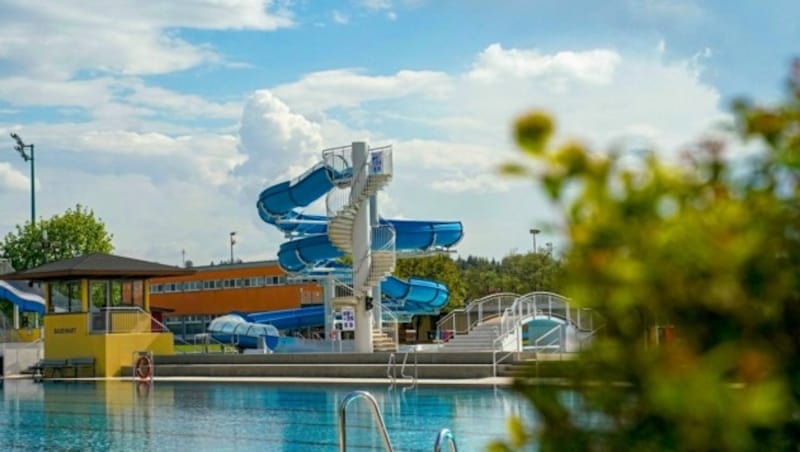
[2, 253, 195, 281]
[188, 259, 279, 272]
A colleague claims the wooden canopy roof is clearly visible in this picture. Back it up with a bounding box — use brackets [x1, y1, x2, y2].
[1, 253, 194, 281]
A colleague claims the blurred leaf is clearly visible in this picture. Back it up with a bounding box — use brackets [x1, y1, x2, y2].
[515, 112, 554, 155]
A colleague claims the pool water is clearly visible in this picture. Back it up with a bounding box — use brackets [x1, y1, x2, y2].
[0, 380, 534, 451]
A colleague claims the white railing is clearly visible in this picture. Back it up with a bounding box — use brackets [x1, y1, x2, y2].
[88, 306, 162, 334]
[532, 324, 564, 353]
[326, 185, 352, 219]
[348, 157, 370, 204]
[332, 279, 355, 299]
[435, 292, 520, 341]
[381, 306, 400, 349]
[322, 144, 352, 183]
[372, 224, 396, 253]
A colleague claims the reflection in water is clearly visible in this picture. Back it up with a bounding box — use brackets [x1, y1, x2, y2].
[0, 380, 576, 451]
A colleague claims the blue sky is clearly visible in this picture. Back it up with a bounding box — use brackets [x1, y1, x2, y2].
[0, 0, 797, 266]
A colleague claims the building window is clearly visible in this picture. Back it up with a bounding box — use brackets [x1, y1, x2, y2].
[49, 280, 82, 313]
[89, 280, 145, 310]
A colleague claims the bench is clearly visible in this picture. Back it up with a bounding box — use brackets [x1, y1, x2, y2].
[67, 357, 96, 378]
[32, 358, 68, 380]
[32, 357, 96, 380]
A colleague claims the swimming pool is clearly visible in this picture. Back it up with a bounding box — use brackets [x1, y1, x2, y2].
[0, 380, 534, 451]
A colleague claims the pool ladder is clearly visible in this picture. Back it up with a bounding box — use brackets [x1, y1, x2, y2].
[338, 391, 458, 452]
[386, 348, 418, 389]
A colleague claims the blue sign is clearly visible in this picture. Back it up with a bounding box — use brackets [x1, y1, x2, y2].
[371, 152, 383, 175]
[341, 308, 355, 331]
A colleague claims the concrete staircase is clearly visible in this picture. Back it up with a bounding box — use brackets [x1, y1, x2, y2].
[372, 329, 397, 352]
[139, 351, 539, 379]
[327, 173, 392, 254]
[368, 250, 395, 287]
[440, 317, 501, 351]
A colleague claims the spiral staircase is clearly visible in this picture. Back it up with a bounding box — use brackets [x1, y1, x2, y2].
[323, 145, 398, 351]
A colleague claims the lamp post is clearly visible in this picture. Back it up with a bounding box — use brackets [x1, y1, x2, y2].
[9, 133, 35, 225]
[529, 228, 540, 253]
[229, 232, 236, 263]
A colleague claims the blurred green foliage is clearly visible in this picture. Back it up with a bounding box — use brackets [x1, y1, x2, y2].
[491, 62, 800, 450]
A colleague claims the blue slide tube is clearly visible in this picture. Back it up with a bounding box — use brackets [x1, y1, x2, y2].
[0, 280, 45, 314]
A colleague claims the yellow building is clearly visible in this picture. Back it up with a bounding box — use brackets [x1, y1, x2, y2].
[4, 253, 193, 377]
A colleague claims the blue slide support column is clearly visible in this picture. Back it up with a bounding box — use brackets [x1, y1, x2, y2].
[352, 141, 373, 353]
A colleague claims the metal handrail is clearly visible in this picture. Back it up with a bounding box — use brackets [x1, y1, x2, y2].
[339, 391, 394, 452]
[193, 333, 237, 354]
[381, 307, 400, 351]
[578, 323, 605, 351]
[87, 306, 197, 352]
[326, 185, 352, 219]
[348, 156, 370, 204]
[400, 346, 418, 390]
[533, 324, 563, 352]
[433, 428, 458, 452]
[435, 292, 520, 342]
[386, 353, 397, 384]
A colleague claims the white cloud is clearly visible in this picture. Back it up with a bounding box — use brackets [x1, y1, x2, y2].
[272, 69, 451, 114]
[0, 162, 29, 192]
[332, 10, 349, 24]
[0, 0, 293, 79]
[359, 0, 393, 10]
[468, 43, 621, 85]
[237, 90, 324, 185]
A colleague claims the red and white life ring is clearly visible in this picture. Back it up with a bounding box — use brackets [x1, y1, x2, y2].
[134, 356, 152, 380]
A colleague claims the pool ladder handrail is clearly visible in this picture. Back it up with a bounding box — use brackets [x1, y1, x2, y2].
[386, 347, 419, 388]
[338, 391, 458, 452]
[434, 428, 458, 452]
[339, 390, 394, 452]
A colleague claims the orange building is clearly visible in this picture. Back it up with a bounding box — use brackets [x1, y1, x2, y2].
[149, 260, 322, 340]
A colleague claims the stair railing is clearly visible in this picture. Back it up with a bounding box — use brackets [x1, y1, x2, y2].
[332, 279, 355, 299]
[381, 307, 400, 351]
[435, 292, 520, 342]
[339, 391, 394, 452]
[348, 157, 370, 204]
[322, 144, 353, 184]
[533, 324, 564, 353]
[326, 185, 352, 219]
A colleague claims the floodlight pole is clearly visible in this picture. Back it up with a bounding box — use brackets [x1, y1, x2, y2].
[9, 133, 35, 225]
[229, 232, 236, 263]
[529, 228, 540, 253]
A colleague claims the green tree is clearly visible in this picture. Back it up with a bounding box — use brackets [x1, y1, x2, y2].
[498, 251, 564, 295]
[394, 254, 466, 311]
[457, 252, 564, 301]
[492, 63, 800, 451]
[1, 204, 114, 271]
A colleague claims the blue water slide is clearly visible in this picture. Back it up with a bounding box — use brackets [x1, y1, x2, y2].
[257, 159, 463, 315]
[0, 280, 45, 314]
[241, 305, 325, 331]
[207, 314, 281, 351]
